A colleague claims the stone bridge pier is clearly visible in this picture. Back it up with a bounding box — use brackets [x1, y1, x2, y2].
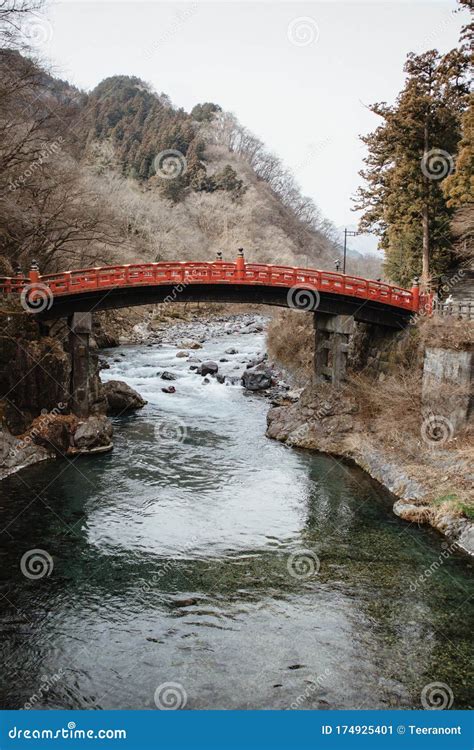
[68, 312, 94, 417]
[313, 315, 356, 386]
[313, 314, 400, 385]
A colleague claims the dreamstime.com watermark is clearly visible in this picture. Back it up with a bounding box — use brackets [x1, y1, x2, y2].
[414, 267, 466, 320]
[287, 550, 321, 579]
[289, 668, 332, 710]
[9, 403, 66, 458]
[421, 149, 454, 181]
[420, 414, 454, 447]
[18, 10, 53, 48]
[154, 682, 187, 710]
[421, 682, 454, 710]
[9, 137, 63, 192]
[154, 414, 188, 444]
[20, 548, 54, 580]
[140, 534, 199, 593]
[20, 282, 54, 313]
[155, 266, 203, 315]
[286, 285, 320, 312]
[409, 541, 458, 592]
[294, 138, 332, 175]
[23, 669, 65, 710]
[8, 723, 127, 741]
[287, 401, 333, 445]
[142, 3, 198, 58]
[287, 16, 320, 47]
[153, 149, 187, 180]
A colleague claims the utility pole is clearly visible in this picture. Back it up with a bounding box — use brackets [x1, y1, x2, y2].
[343, 228, 360, 274]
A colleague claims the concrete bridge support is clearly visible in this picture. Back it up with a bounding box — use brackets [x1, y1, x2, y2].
[313, 315, 355, 386]
[69, 312, 93, 417]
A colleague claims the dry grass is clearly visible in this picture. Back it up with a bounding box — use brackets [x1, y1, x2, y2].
[267, 309, 314, 383]
[349, 370, 423, 449]
[348, 368, 473, 518]
[417, 315, 474, 351]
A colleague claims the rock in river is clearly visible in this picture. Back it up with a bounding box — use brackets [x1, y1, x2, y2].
[101, 380, 147, 415]
[197, 361, 218, 376]
[241, 365, 273, 391]
[180, 340, 202, 350]
[73, 415, 113, 452]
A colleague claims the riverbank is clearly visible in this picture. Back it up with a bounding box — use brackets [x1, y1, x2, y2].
[266, 377, 474, 556]
[2, 309, 472, 559]
[0, 310, 285, 480]
[2, 312, 472, 710]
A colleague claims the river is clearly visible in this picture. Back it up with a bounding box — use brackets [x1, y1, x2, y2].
[0, 316, 472, 710]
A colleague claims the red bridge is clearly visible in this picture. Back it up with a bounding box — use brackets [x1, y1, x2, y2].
[0, 251, 429, 328]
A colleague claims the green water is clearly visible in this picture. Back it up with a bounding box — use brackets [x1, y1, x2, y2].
[0, 327, 472, 710]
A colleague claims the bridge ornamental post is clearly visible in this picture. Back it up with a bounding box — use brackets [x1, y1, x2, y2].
[236, 248, 245, 281]
[313, 314, 355, 385]
[28, 260, 40, 285]
[69, 312, 93, 417]
[410, 277, 420, 313]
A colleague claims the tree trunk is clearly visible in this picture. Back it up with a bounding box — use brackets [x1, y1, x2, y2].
[422, 197, 430, 290]
[421, 115, 431, 291]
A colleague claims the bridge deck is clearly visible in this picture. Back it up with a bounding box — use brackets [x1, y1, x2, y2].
[0, 261, 419, 313]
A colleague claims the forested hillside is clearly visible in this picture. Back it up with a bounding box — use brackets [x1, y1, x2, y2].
[1, 14, 382, 280]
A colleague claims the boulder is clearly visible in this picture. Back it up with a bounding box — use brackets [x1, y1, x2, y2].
[176, 351, 189, 358]
[242, 322, 264, 334]
[0, 428, 52, 480]
[162, 386, 176, 394]
[161, 371, 177, 381]
[73, 415, 113, 452]
[93, 330, 119, 349]
[101, 380, 147, 415]
[242, 365, 273, 391]
[225, 348, 238, 355]
[180, 340, 202, 350]
[246, 354, 267, 369]
[30, 413, 78, 455]
[197, 361, 218, 376]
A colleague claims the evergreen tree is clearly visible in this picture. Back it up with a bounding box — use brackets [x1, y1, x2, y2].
[443, 97, 474, 207]
[355, 49, 469, 287]
[190, 102, 222, 122]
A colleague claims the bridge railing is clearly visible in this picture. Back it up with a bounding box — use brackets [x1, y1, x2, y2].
[36, 262, 242, 293]
[0, 261, 421, 313]
[0, 276, 28, 294]
[243, 264, 415, 310]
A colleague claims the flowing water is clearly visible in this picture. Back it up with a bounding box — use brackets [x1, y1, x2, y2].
[0, 318, 472, 711]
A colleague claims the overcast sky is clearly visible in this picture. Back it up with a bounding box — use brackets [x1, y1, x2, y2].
[35, 1, 468, 231]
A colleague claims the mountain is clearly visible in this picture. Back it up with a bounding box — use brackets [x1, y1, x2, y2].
[1, 59, 380, 278]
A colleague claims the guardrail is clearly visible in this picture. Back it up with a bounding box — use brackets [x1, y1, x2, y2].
[432, 298, 474, 320]
[0, 258, 426, 313]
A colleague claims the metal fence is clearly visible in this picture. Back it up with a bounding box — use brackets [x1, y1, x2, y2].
[432, 298, 474, 320]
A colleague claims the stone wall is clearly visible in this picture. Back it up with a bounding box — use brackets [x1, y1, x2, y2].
[312, 314, 419, 384]
[422, 347, 473, 431]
